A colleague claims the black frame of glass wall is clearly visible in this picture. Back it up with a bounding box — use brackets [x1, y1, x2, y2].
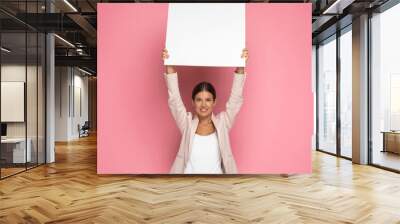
[0, 0, 47, 179]
[315, 24, 353, 161]
[367, 0, 400, 174]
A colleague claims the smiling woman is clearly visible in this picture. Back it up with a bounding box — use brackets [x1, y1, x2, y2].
[162, 48, 248, 174]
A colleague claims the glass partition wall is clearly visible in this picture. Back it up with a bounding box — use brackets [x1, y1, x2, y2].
[317, 35, 337, 155]
[316, 26, 353, 159]
[0, 1, 46, 179]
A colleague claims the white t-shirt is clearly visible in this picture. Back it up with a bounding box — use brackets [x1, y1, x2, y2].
[184, 132, 223, 174]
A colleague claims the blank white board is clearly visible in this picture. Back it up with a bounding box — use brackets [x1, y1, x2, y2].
[1, 82, 25, 122]
[164, 3, 246, 67]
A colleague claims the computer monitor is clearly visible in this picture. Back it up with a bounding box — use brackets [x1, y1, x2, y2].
[1, 123, 7, 137]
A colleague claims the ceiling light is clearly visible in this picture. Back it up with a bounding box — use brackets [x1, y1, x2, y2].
[323, 0, 355, 15]
[63, 0, 78, 12]
[1, 47, 11, 53]
[54, 34, 75, 48]
[78, 67, 93, 76]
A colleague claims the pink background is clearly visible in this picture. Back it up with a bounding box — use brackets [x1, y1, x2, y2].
[97, 3, 313, 174]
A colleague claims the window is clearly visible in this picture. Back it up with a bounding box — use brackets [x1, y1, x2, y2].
[317, 35, 337, 154]
[371, 2, 400, 171]
[339, 27, 352, 158]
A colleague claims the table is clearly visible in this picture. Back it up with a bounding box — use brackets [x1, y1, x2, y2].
[381, 131, 400, 154]
[1, 138, 32, 164]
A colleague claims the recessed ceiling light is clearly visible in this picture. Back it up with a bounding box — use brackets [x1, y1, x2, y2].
[63, 0, 78, 12]
[1, 47, 11, 53]
[323, 0, 355, 15]
[78, 67, 93, 76]
[54, 34, 75, 48]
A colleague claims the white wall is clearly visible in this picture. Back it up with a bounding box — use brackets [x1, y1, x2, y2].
[55, 67, 89, 141]
[73, 73, 89, 138]
[1, 64, 46, 164]
[1, 66, 26, 133]
[55, 66, 70, 141]
[1, 65, 41, 137]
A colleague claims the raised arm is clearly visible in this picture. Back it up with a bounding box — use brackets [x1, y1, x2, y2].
[163, 49, 188, 133]
[222, 71, 246, 130]
[221, 49, 248, 130]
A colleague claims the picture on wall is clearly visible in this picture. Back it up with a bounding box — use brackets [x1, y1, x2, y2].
[97, 3, 313, 174]
[1, 82, 25, 122]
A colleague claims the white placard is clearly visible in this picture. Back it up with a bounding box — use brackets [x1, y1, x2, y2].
[165, 3, 246, 67]
[1, 82, 25, 122]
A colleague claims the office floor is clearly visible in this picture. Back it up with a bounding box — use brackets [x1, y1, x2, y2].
[0, 162, 40, 178]
[372, 150, 400, 171]
[0, 134, 400, 223]
[0, 167, 25, 177]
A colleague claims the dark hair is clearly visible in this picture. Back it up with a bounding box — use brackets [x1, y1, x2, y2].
[192, 82, 216, 101]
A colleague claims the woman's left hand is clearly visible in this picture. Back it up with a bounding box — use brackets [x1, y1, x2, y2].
[241, 48, 248, 63]
[235, 48, 248, 74]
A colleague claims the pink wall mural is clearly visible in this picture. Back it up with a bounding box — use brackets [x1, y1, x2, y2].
[97, 3, 313, 174]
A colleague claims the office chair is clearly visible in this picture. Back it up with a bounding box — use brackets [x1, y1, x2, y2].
[79, 121, 90, 138]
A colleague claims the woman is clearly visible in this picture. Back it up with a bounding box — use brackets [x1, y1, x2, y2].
[162, 48, 248, 174]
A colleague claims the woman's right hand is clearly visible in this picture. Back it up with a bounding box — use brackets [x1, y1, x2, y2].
[162, 48, 176, 74]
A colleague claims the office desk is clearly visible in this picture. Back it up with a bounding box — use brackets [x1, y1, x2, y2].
[1, 138, 32, 163]
[381, 131, 400, 154]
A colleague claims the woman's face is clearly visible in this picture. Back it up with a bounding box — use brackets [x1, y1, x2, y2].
[192, 90, 216, 118]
